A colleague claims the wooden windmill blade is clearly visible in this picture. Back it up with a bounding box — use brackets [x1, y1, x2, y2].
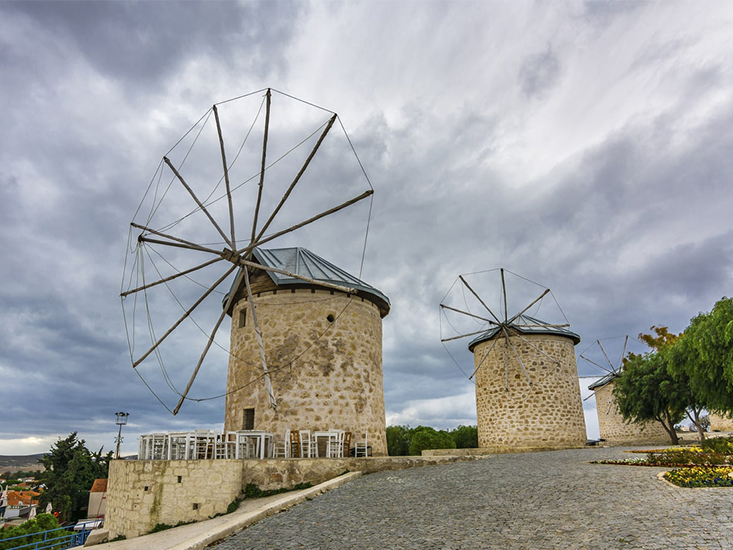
[582, 335, 634, 418]
[440, 268, 578, 391]
[121, 88, 375, 415]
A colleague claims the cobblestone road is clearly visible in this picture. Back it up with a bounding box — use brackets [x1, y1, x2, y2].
[210, 447, 733, 550]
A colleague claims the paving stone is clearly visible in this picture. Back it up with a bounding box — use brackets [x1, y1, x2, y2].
[209, 447, 733, 549]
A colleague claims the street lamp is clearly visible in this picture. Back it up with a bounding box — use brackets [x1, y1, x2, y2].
[114, 411, 129, 459]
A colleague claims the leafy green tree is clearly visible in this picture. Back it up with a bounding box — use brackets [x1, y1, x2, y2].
[407, 426, 456, 455]
[0, 514, 62, 550]
[37, 433, 113, 522]
[449, 425, 478, 448]
[613, 327, 689, 445]
[386, 425, 412, 456]
[668, 297, 733, 414]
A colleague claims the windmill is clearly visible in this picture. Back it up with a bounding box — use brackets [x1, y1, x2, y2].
[581, 336, 629, 417]
[581, 337, 669, 445]
[120, 88, 382, 426]
[440, 268, 587, 450]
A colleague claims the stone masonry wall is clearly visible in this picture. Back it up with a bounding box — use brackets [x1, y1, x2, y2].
[224, 288, 387, 456]
[473, 333, 586, 450]
[709, 413, 733, 432]
[104, 459, 243, 539]
[593, 382, 670, 445]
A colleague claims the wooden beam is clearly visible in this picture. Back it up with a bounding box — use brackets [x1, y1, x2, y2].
[459, 275, 502, 324]
[250, 88, 271, 247]
[506, 288, 551, 325]
[255, 114, 338, 242]
[120, 256, 224, 298]
[233, 189, 374, 256]
[172, 268, 246, 415]
[213, 104, 236, 249]
[132, 264, 238, 367]
[132, 222, 221, 255]
[439, 303, 497, 325]
[441, 329, 491, 343]
[164, 156, 233, 248]
[243, 263, 277, 411]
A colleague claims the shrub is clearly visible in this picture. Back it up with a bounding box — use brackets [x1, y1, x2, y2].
[702, 436, 733, 455]
[408, 426, 456, 455]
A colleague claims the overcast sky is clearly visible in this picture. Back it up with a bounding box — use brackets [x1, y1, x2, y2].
[1, 0, 732, 456]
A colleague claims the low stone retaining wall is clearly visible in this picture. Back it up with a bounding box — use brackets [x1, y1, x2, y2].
[422, 445, 585, 457]
[105, 455, 479, 539]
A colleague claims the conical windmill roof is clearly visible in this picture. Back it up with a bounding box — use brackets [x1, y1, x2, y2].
[468, 314, 581, 352]
[225, 247, 390, 317]
[588, 371, 619, 391]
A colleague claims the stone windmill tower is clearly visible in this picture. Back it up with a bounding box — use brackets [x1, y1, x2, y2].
[441, 269, 586, 451]
[223, 247, 390, 455]
[120, 89, 390, 455]
[583, 339, 669, 445]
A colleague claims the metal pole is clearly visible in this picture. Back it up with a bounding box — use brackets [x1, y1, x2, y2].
[115, 424, 123, 459]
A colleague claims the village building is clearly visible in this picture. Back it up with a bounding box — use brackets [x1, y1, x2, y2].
[87, 478, 107, 519]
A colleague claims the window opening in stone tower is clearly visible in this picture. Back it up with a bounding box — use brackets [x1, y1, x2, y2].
[239, 309, 246, 328]
[242, 408, 255, 430]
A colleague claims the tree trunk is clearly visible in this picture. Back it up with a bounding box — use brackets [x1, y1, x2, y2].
[659, 411, 680, 445]
[687, 408, 706, 442]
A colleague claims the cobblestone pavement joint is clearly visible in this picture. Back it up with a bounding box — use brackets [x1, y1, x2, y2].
[210, 446, 733, 550]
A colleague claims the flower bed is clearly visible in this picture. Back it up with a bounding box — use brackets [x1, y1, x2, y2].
[591, 446, 731, 468]
[591, 444, 733, 487]
[664, 466, 733, 488]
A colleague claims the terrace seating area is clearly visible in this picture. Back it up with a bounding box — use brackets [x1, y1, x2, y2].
[138, 429, 370, 460]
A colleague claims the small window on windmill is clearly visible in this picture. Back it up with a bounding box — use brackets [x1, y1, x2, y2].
[239, 309, 246, 328]
[242, 408, 255, 430]
[327, 314, 335, 323]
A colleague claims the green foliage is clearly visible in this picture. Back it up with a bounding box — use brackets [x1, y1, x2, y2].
[669, 297, 733, 413]
[37, 432, 114, 523]
[449, 425, 478, 448]
[702, 436, 733, 455]
[614, 352, 682, 444]
[148, 520, 194, 533]
[0, 514, 62, 550]
[613, 327, 695, 445]
[386, 425, 412, 456]
[407, 426, 456, 455]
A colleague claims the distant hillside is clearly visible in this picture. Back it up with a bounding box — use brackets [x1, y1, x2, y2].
[0, 454, 45, 473]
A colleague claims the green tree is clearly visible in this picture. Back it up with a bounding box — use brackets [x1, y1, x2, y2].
[0, 514, 62, 550]
[407, 426, 456, 455]
[668, 297, 733, 414]
[37, 433, 113, 522]
[449, 425, 478, 448]
[613, 327, 689, 445]
[386, 425, 412, 456]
